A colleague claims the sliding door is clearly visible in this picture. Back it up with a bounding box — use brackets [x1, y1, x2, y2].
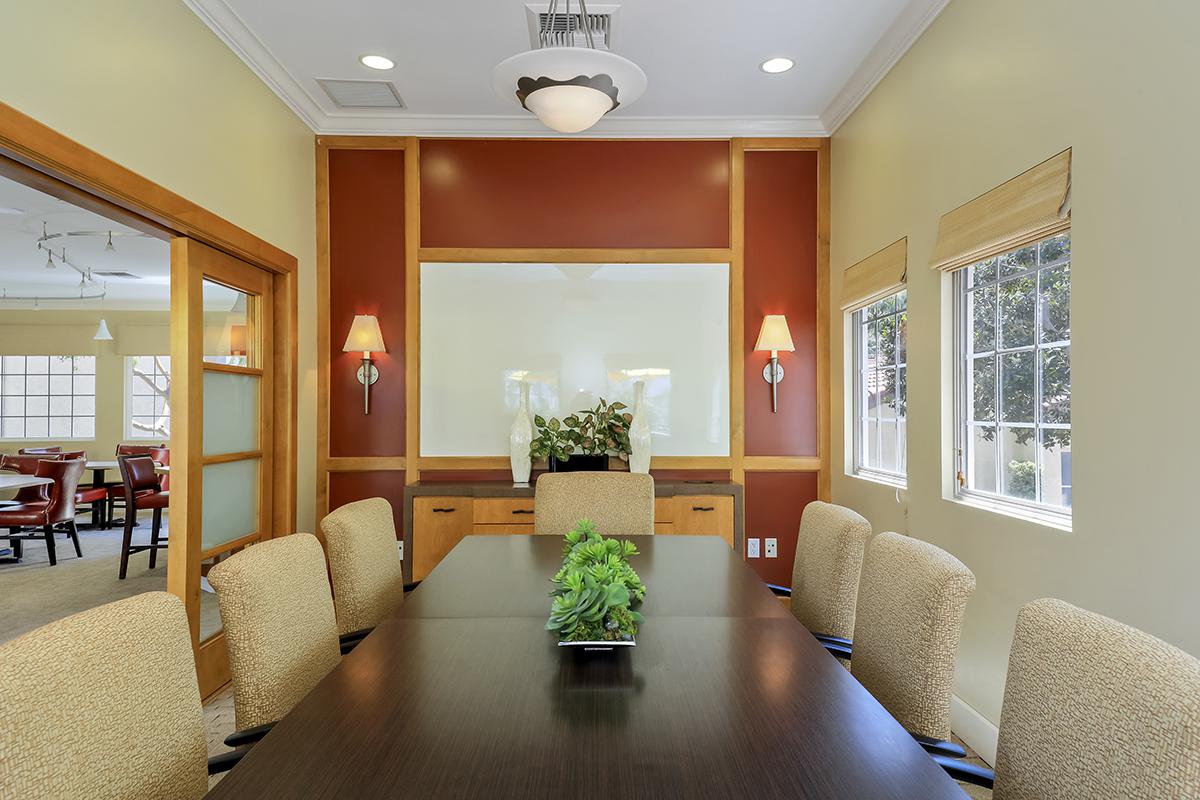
[167, 238, 278, 696]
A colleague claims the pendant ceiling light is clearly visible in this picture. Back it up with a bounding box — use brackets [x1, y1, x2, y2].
[492, 0, 646, 133]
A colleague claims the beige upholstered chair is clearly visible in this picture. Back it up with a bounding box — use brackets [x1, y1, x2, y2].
[207, 532, 342, 732]
[940, 598, 1200, 798]
[0, 592, 243, 799]
[787, 501, 872, 640]
[850, 532, 976, 742]
[321, 497, 405, 636]
[534, 472, 655, 536]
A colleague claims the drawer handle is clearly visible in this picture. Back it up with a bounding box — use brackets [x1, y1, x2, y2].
[692, 506, 715, 512]
[432, 507, 456, 513]
[511, 509, 534, 515]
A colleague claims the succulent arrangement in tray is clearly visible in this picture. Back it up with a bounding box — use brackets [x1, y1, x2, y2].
[546, 519, 646, 644]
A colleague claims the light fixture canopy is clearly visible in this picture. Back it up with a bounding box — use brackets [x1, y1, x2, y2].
[760, 57, 795, 74]
[359, 54, 395, 70]
[492, 0, 645, 133]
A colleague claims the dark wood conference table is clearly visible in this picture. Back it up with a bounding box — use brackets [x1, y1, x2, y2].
[207, 536, 964, 799]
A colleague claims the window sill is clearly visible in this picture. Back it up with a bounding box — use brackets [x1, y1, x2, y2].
[850, 469, 907, 490]
[951, 492, 1072, 533]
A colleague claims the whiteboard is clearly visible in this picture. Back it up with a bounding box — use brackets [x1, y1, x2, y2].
[420, 263, 729, 457]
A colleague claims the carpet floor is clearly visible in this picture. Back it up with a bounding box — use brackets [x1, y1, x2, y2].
[0, 515, 221, 644]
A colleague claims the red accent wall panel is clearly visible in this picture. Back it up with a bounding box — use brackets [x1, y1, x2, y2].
[328, 471, 407, 538]
[744, 471, 818, 585]
[743, 150, 819, 456]
[328, 149, 406, 457]
[420, 140, 730, 249]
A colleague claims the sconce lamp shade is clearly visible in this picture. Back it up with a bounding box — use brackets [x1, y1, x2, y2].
[343, 315, 386, 353]
[754, 315, 794, 352]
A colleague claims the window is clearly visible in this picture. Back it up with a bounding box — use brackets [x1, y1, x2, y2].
[853, 290, 907, 483]
[126, 356, 171, 439]
[955, 232, 1070, 520]
[0, 356, 96, 439]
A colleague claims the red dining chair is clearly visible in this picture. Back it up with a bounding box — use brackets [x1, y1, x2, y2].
[148, 447, 170, 492]
[106, 443, 166, 525]
[17, 447, 62, 454]
[1, 453, 65, 506]
[117, 454, 169, 580]
[58, 450, 111, 529]
[0, 458, 85, 566]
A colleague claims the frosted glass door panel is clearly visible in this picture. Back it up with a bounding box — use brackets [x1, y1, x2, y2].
[420, 263, 730, 456]
[203, 371, 259, 456]
[201, 459, 259, 551]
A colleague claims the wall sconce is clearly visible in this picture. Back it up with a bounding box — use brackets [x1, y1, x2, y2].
[754, 314, 794, 413]
[342, 315, 386, 414]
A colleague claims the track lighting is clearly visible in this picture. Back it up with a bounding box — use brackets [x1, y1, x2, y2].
[104, 231, 115, 252]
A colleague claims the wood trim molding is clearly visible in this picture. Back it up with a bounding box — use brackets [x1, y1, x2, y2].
[326, 456, 407, 472]
[404, 137, 421, 487]
[201, 362, 263, 377]
[0, 102, 296, 275]
[729, 139, 747, 485]
[315, 140, 331, 516]
[742, 138, 829, 151]
[417, 247, 734, 264]
[316, 135, 411, 150]
[743, 456, 822, 472]
[201, 450, 263, 466]
[816, 139, 832, 500]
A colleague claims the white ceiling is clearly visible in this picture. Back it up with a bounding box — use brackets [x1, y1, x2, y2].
[186, 0, 948, 137]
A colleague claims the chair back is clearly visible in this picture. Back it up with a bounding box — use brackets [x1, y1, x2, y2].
[1, 453, 65, 503]
[0, 592, 208, 800]
[35, 458, 85, 524]
[17, 446, 62, 454]
[850, 532, 975, 740]
[992, 598, 1200, 800]
[59, 449, 87, 460]
[207, 533, 342, 730]
[789, 501, 872, 639]
[533, 472, 655, 536]
[116, 442, 165, 456]
[320, 498, 405, 635]
[119, 453, 161, 498]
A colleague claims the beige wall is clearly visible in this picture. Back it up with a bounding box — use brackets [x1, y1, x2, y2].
[830, 0, 1200, 739]
[0, 0, 317, 530]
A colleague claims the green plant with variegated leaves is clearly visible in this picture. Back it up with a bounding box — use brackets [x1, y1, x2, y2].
[546, 519, 645, 642]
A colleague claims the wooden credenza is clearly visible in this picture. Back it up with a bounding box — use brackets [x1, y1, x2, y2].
[402, 480, 743, 582]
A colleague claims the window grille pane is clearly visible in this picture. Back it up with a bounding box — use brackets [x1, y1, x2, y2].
[998, 274, 1036, 349]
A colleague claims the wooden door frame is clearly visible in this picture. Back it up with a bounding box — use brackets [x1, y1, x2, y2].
[0, 101, 299, 697]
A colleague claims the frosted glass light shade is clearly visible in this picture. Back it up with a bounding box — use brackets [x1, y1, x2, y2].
[93, 319, 113, 341]
[754, 315, 794, 352]
[524, 85, 613, 133]
[492, 47, 646, 132]
[343, 314, 385, 353]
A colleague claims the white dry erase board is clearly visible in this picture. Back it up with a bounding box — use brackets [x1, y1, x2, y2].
[419, 262, 730, 457]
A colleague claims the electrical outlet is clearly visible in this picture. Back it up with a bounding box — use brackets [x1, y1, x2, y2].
[765, 538, 778, 558]
[397, 541, 404, 561]
[747, 538, 760, 558]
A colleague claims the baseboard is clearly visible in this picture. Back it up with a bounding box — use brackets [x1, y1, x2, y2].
[951, 695, 998, 766]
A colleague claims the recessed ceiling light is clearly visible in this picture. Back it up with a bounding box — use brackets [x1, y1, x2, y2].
[760, 57, 794, 74]
[360, 54, 395, 71]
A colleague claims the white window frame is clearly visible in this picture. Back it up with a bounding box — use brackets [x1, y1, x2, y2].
[952, 231, 1071, 529]
[851, 289, 907, 487]
[124, 355, 171, 440]
[0, 355, 97, 441]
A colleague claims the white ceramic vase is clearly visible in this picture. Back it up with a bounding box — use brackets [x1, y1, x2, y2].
[509, 381, 533, 484]
[629, 381, 651, 474]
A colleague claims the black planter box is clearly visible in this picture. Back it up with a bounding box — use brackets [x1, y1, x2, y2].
[548, 454, 608, 472]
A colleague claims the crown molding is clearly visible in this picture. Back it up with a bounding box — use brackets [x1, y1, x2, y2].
[819, 0, 949, 133]
[187, 0, 945, 139]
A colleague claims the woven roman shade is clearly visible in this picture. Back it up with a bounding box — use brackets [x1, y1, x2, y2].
[841, 237, 907, 312]
[930, 149, 1071, 272]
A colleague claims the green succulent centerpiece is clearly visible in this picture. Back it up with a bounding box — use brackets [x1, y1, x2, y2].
[546, 519, 646, 643]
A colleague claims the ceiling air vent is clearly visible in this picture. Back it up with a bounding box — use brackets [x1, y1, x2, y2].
[92, 270, 141, 280]
[316, 79, 406, 109]
[525, 3, 620, 50]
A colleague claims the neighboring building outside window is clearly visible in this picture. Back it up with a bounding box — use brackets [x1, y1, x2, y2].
[955, 231, 1071, 523]
[0, 355, 96, 439]
[852, 289, 907, 485]
[127, 355, 171, 439]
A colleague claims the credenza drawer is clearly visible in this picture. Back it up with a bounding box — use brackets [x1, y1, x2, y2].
[473, 497, 536, 524]
[671, 495, 735, 548]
